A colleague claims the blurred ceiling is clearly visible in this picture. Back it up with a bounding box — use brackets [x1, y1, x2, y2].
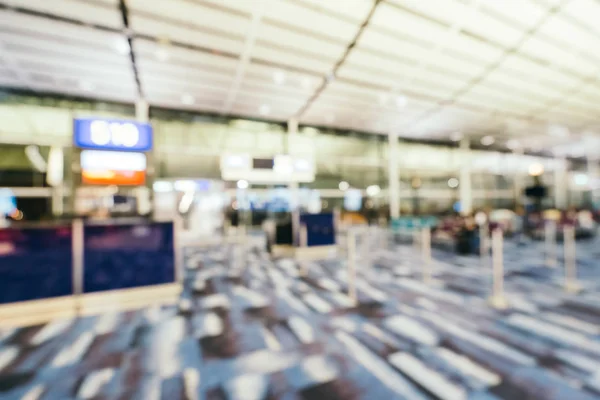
[1, 0, 600, 155]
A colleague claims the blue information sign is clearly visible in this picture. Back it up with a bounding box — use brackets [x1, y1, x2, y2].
[73, 118, 153, 152]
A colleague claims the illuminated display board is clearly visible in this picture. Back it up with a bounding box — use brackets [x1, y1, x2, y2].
[74, 118, 153, 152]
[80, 150, 147, 186]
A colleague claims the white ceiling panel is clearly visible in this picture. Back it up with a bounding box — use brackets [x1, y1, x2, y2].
[130, 15, 245, 55]
[6, 0, 122, 28]
[1, 0, 598, 149]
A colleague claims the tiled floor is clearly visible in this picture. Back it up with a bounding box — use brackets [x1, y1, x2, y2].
[0, 234, 599, 399]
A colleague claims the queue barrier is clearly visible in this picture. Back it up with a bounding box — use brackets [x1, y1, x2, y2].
[0, 219, 181, 327]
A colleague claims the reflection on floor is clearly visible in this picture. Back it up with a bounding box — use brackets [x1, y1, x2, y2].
[0, 235, 599, 400]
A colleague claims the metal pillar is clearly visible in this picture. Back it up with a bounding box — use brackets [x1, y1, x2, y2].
[459, 139, 473, 215]
[554, 157, 568, 209]
[388, 131, 400, 219]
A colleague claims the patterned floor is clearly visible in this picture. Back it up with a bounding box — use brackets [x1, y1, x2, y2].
[0, 233, 599, 400]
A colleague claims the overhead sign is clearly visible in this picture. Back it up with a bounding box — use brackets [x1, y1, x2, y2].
[220, 154, 315, 183]
[74, 118, 153, 152]
[80, 150, 147, 186]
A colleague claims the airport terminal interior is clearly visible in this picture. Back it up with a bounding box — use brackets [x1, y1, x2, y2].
[1, 0, 600, 399]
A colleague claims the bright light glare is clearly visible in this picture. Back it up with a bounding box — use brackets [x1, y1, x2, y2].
[450, 131, 463, 142]
[366, 185, 381, 197]
[259, 104, 270, 115]
[395, 95, 407, 109]
[274, 70, 286, 84]
[447, 178, 459, 188]
[237, 179, 249, 189]
[574, 173, 588, 186]
[153, 181, 173, 192]
[115, 38, 130, 54]
[181, 94, 195, 105]
[174, 180, 196, 192]
[338, 181, 349, 191]
[480, 135, 495, 146]
[528, 163, 544, 177]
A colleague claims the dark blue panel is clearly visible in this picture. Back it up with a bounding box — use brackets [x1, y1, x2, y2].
[300, 213, 336, 247]
[73, 118, 153, 152]
[0, 226, 73, 304]
[83, 222, 175, 293]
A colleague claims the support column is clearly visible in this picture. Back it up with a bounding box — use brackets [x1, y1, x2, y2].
[459, 139, 473, 215]
[554, 157, 568, 209]
[587, 157, 599, 209]
[388, 131, 400, 219]
[288, 118, 300, 245]
[136, 99, 152, 216]
[513, 148, 524, 208]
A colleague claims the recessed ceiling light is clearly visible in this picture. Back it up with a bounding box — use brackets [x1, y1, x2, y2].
[79, 81, 95, 92]
[395, 95, 407, 109]
[237, 180, 249, 189]
[379, 93, 389, 106]
[259, 104, 271, 115]
[155, 48, 169, 61]
[366, 185, 381, 197]
[548, 124, 569, 138]
[114, 38, 130, 55]
[506, 139, 520, 150]
[447, 178, 459, 188]
[181, 94, 194, 105]
[273, 70, 285, 85]
[338, 181, 349, 191]
[450, 131, 463, 142]
[480, 135, 495, 146]
[301, 77, 311, 89]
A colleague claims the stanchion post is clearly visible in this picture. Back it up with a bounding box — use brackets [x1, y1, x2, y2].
[563, 225, 580, 293]
[347, 229, 357, 304]
[421, 227, 432, 283]
[299, 223, 308, 277]
[545, 220, 557, 268]
[489, 228, 508, 309]
[480, 222, 489, 260]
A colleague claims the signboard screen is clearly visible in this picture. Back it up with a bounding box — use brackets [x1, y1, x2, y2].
[80, 150, 146, 186]
[74, 118, 153, 152]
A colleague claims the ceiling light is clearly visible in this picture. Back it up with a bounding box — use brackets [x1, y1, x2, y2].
[450, 131, 463, 142]
[237, 179, 249, 189]
[366, 185, 381, 197]
[379, 93, 389, 106]
[574, 173, 588, 186]
[480, 135, 495, 146]
[259, 104, 270, 115]
[395, 95, 407, 109]
[447, 178, 459, 188]
[114, 38, 130, 55]
[528, 163, 544, 177]
[338, 181, 349, 191]
[548, 124, 569, 138]
[181, 94, 195, 105]
[273, 70, 286, 85]
[301, 77, 311, 89]
[79, 81, 95, 92]
[155, 48, 169, 61]
[506, 139, 520, 150]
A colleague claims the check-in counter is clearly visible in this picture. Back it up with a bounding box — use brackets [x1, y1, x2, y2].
[0, 218, 181, 327]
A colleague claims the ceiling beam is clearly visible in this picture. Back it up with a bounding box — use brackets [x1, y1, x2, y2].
[220, 0, 268, 115]
[293, 0, 384, 120]
[118, 0, 143, 99]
